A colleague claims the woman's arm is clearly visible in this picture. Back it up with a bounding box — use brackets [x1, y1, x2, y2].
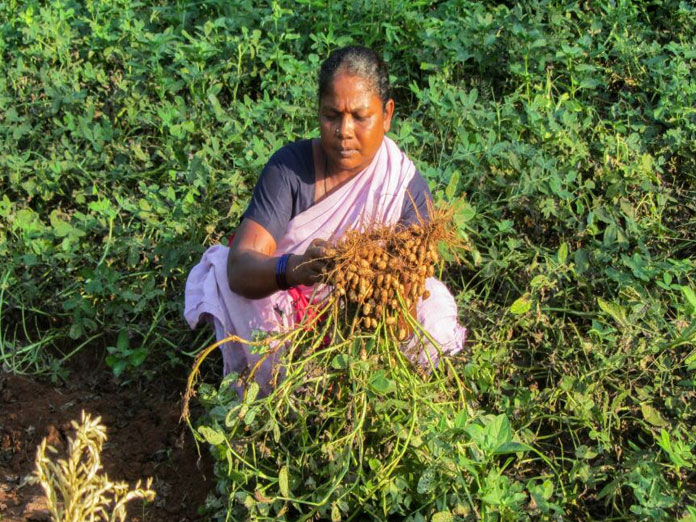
[227, 218, 328, 299]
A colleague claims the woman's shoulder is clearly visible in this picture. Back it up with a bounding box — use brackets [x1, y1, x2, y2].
[266, 139, 314, 173]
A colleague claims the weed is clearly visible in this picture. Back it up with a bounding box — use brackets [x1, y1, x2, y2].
[32, 411, 155, 522]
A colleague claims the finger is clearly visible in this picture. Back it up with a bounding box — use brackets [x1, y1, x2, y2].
[306, 245, 328, 260]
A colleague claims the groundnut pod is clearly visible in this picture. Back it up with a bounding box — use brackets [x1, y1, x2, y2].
[363, 303, 372, 316]
[359, 277, 368, 292]
[385, 316, 397, 326]
[377, 261, 387, 270]
[376, 273, 384, 287]
[427, 265, 435, 277]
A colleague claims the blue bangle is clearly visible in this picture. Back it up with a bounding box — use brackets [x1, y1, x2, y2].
[275, 253, 292, 290]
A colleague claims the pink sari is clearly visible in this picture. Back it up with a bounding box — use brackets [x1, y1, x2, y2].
[184, 137, 466, 390]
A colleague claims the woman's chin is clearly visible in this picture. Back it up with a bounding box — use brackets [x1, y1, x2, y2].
[331, 155, 368, 175]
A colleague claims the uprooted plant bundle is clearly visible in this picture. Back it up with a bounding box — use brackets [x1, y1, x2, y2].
[182, 206, 539, 521]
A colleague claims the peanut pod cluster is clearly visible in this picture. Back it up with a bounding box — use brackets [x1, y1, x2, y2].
[323, 217, 449, 340]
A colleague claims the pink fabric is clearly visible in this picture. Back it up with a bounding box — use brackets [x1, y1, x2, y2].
[184, 137, 466, 391]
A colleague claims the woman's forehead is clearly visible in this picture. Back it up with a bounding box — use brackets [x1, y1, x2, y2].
[320, 72, 381, 109]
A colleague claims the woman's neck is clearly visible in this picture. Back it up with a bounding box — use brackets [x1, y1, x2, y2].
[313, 140, 360, 202]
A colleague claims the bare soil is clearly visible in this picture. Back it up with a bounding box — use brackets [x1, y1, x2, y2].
[0, 352, 216, 521]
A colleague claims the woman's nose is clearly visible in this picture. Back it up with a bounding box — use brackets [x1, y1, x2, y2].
[337, 115, 354, 138]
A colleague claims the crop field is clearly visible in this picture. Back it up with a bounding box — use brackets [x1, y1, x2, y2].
[1, 0, 695, 520]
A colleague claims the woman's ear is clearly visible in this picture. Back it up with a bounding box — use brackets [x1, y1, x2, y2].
[383, 98, 395, 133]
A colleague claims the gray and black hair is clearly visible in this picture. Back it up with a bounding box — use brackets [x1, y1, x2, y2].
[318, 46, 391, 107]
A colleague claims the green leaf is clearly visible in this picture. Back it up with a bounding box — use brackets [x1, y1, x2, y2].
[597, 298, 627, 327]
[641, 403, 668, 427]
[510, 296, 531, 315]
[431, 511, 453, 522]
[369, 370, 396, 395]
[243, 407, 257, 426]
[331, 502, 341, 522]
[454, 409, 467, 429]
[106, 357, 126, 378]
[69, 323, 83, 340]
[487, 414, 512, 449]
[244, 382, 259, 404]
[445, 170, 460, 201]
[574, 248, 589, 275]
[117, 329, 129, 351]
[127, 348, 147, 367]
[557, 242, 568, 265]
[454, 201, 476, 226]
[493, 441, 527, 454]
[331, 353, 350, 370]
[576, 445, 598, 459]
[198, 425, 225, 445]
[417, 468, 436, 495]
[681, 286, 696, 315]
[279, 465, 291, 497]
[49, 211, 75, 237]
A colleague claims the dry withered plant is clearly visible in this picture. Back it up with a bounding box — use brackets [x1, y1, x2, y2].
[32, 410, 155, 522]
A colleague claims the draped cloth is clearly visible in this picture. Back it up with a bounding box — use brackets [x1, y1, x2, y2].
[184, 137, 466, 391]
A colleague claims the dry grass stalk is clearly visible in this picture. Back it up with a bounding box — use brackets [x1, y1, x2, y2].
[32, 410, 155, 522]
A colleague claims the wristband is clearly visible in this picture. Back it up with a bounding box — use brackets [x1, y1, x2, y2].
[275, 253, 292, 290]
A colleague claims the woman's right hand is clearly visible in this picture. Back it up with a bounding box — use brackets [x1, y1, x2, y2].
[287, 238, 331, 287]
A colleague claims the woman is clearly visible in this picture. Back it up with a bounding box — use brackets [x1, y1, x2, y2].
[185, 47, 465, 391]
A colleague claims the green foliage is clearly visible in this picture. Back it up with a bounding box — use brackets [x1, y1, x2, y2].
[1, 0, 695, 519]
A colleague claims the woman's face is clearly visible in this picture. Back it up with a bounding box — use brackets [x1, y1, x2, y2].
[319, 71, 394, 176]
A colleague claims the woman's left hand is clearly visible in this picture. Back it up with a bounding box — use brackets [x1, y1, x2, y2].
[287, 239, 331, 287]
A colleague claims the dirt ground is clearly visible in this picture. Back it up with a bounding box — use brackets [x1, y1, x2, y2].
[0, 352, 217, 521]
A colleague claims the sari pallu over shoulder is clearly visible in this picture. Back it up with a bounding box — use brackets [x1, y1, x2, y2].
[184, 137, 466, 392]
